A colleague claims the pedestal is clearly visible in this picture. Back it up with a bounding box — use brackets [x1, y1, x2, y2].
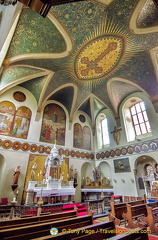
[28, 181, 36, 189]
[69, 181, 74, 188]
[25, 190, 35, 205]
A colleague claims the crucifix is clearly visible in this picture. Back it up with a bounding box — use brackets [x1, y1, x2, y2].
[111, 126, 122, 145]
[81, 42, 117, 76]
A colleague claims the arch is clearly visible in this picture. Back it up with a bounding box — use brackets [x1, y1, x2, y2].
[81, 162, 93, 186]
[107, 77, 148, 114]
[98, 161, 112, 187]
[134, 155, 157, 197]
[121, 94, 153, 142]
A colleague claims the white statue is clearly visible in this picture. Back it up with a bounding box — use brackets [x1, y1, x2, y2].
[45, 144, 62, 180]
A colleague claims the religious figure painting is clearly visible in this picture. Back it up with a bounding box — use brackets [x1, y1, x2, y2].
[114, 158, 131, 173]
[151, 181, 158, 196]
[0, 101, 31, 139]
[40, 103, 66, 145]
[73, 123, 91, 150]
[83, 126, 91, 150]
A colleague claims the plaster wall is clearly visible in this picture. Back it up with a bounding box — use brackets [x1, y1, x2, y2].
[0, 149, 29, 204]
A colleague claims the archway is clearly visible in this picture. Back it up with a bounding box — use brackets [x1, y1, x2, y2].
[98, 161, 112, 187]
[134, 155, 157, 197]
[81, 162, 93, 186]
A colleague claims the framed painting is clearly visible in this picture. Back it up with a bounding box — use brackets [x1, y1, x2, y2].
[114, 158, 131, 173]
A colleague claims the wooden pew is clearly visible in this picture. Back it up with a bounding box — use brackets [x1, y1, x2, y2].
[32, 225, 148, 240]
[122, 203, 147, 229]
[0, 214, 93, 240]
[109, 200, 145, 225]
[140, 205, 158, 234]
[0, 210, 78, 230]
[106, 228, 148, 240]
[31, 221, 116, 240]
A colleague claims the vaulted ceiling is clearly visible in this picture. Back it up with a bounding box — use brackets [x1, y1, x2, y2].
[1, 0, 158, 127]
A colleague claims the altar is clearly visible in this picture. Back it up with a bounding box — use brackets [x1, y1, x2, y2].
[25, 144, 76, 204]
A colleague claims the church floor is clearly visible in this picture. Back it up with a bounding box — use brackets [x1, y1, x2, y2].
[95, 216, 158, 240]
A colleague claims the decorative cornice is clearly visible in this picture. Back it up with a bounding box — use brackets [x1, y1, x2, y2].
[96, 139, 158, 160]
[0, 137, 94, 160]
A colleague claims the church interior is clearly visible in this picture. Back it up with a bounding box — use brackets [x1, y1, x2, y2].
[1, 0, 158, 238]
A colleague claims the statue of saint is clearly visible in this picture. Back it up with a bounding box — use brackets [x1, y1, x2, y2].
[12, 166, 20, 185]
[93, 167, 100, 182]
[30, 162, 37, 181]
[69, 165, 74, 180]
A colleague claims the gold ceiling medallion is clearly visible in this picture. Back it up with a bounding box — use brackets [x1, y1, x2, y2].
[75, 36, 124, 80]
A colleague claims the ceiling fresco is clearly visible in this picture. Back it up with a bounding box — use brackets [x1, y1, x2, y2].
[1, 0, 158, 122]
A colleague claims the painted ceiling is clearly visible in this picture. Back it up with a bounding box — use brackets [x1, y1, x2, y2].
[1, 0, 158, 126]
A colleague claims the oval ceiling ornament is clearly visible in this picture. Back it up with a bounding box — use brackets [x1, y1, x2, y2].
[75, 35, 124, 81]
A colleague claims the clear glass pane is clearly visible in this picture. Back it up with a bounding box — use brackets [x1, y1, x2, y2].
[138, 112, 144, 123]
[101, 118, 110, 145]
[135, 103, 141, 113]
[140, 123, 147, 134]
[143, 111, 148, 121]
[140, 102, 145, 111]
[146, 121, 151, 132]
[135, 125, 141, 135]
[133, 115, 138, 125]
[131, 106, 136, 115]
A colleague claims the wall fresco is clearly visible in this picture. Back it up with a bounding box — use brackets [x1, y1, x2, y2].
[0, 101, 31, 139]
[73, 123, 91, 150]
[40, 103, 66, 146]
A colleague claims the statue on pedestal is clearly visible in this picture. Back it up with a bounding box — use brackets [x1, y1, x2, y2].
[93, 167, 100, 182]
[11, 166, 20, 191]
[30, 162, 37, 181]
[69, 165, 74, 180]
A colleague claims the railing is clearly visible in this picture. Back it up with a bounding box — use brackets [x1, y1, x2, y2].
[85, 198, 105, 215]
[0, 203, 64, 220]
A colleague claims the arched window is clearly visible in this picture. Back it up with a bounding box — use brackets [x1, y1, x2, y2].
[130, 102, 151, 136]
[101, 117, 110, 146]
[123, 97, 152, 142]
[96, 113, 110, 149]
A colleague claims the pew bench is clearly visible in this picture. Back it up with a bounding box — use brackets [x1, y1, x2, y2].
[122, 203, 147, 229]
[109, 200, 145, 225]
[31, 225, 148, 240]
[0, 214, 93, 240]
[140, 205, 158, 235]
[106, 228, 148, 240]
[0, 210, 78, 230]
[31, 221, 116, 240]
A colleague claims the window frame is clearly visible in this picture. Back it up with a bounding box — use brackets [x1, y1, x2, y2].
[130, 102, 151, 136]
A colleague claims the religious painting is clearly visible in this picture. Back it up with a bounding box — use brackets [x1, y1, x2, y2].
[73, 123, 91, 150]
[0, 101, 31, 139]
[12, 106, 31, 139]
[13, 91, 26, 102]
[73, 123, 83, 148]
[151, 181, 158, 196]
[83, 126, 91, 150]
[114, 158, 131, 173]
[40, 103, 66, 145]
[0, 101, 15, 135]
